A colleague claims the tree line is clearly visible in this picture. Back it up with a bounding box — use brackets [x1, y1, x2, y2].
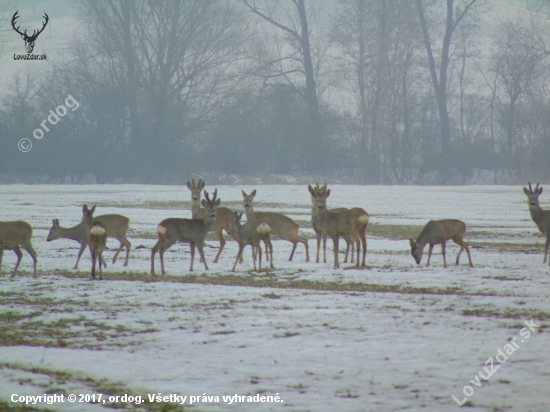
[0, 0, 549, 184]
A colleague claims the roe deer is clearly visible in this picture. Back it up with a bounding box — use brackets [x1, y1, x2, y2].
[88, 221, 107, 280]
[187, 179, 240, 263]
[242, 189, 309, 262]
[309, 185, 369, 268]
[523, 182, 550, 265]
[0, 220, 37, 278]
[228, 212, 273, 272]
[47, 214, 131, 269]
[152, 190, 220, 275]
[409, 219, 473, 268]
[309, 183, 354, 264]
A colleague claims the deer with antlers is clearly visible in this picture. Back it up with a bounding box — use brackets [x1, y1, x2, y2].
[11, 11, 49, 54]
[524, 182, 550, 265]
[152, 190, 220, 275]
[186, 179, 240, 263]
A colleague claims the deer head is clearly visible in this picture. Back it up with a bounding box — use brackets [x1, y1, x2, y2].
[523, 182, 543, 209]
[12, 11, 49, 54]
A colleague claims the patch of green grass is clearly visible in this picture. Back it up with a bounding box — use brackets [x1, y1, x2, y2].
[462, 308, 550, 320]
[48, 270, 495, 297]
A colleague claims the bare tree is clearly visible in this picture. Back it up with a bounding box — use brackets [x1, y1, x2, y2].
[242, 0, 324, 168]
[415, 0, 478, 182]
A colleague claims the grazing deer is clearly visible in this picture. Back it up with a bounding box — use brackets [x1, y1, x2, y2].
[309, 185, 368, 268]
[309, 183, 354, 264]
[88, 221, 107, 280]
[409, 219, 473, 268]
[242, 189, 309, 262]
[0, 221, 37, 279]
[152, 190, 220, 275]
[523, 182, 550, 265]
[228, 212, 273, 272]
[187, 179, 240, 263]
[47, 214, 131, 269]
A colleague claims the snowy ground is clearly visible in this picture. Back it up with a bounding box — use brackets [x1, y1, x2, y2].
[0, 184, 549, 412]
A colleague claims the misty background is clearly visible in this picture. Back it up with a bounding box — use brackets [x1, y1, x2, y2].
[0, 0, 549, 185]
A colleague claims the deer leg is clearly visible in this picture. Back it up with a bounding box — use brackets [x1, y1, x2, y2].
[323, 233, 327, 263]
[22, 245, 37, 278]
[441, 241, 447, 268]
[302, 237, 309, 262]
[258, 243, 263, 272]
[464, 242, 474, 267]
[74, 241, 87, 270]
[288, 241, 298, 261]
[91, 249, 96, 279]
[355, 237, 361, 267]
[343, 236, 350, 263]
[452, 236, 464, 265]
[232, 244, 244, 272]
[98, 252, 103, 280]
[151, 238, 162, 276]
[9, 247, 23, 279]
[426, 244, 434, 267]
[212, 229, 225, 263]
[332, 236, 340, 269]
[189, 242, 195, 271]
[268, 239, 274, 268]
[112, 240, 124, 265]
[123, 238, 131, 266]
[544, 233, 550, 264]
[198, 241, 208, 271]
[315, 228, 321, 263]
[265, 240, 269, 261]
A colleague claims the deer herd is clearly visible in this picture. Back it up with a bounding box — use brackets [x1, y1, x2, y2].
[1, 181, 549, 280]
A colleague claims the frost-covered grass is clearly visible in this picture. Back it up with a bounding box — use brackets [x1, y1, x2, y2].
[0, 184, 549, 411]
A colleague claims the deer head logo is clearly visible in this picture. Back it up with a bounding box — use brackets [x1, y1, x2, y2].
[11, 11, 49, 54]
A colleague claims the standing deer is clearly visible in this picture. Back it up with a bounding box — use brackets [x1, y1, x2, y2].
[242, 189, 309, 262]
[523, 182, 550, 265]
[309, 185, 368, 268]
[0, 221, 37, 279]
[88, 221, 107, 280]
[152, 190, 220, 275]
[228, 212, 273, 272]
[187, 179, 240, 263]
[47, 214, 131, 269]
[309, 183, 354, 264]
[409, 220, 473, 268]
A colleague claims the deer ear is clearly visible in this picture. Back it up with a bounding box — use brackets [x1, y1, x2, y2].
[308, 185, 314, 194]
[539, 187, 543, 195]
[187, 181, 192, 190]
[326, 189, 331, 198]
[82, 204, 88, 214]
[90, 205, 96, 214]
[215, 198, 221, 206]
[200, 180, 205, 189]
[241, 190, 247, 198]
[409, 239, 416, 248]
[524, 187, 529, 195]
[55, 219, 59, 226]
[51, 219, 56, 226]
[251, 189, 256, 198]
[201, 199, 207, 207]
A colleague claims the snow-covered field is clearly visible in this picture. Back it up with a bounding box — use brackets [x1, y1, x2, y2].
[0, 184, 549, 412]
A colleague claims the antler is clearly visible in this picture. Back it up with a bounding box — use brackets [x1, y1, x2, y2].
[211, 188, 218, 203]
[529, 182, 533, 192]
[204, 190, 211, 203]
[28, 13, 49, 40]
[11, 11, 25, 36]
[535, 182, 540, 192]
